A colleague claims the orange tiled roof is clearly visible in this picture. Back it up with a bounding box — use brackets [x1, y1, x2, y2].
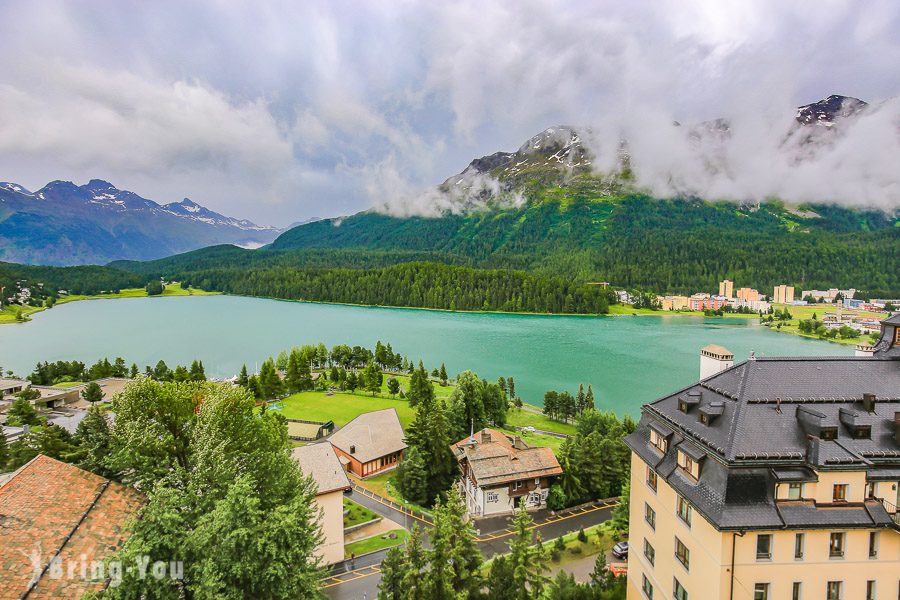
[0, 455, 144, 599]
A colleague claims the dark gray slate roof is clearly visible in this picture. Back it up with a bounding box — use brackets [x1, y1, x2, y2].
[626, 317, 900, 531]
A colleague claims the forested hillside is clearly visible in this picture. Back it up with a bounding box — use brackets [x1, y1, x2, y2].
[117, 191, 900, 299]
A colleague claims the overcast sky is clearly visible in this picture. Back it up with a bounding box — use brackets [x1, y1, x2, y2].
[0, 0, 898, 226]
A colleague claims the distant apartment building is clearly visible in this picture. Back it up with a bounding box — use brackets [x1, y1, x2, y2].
[624, 315, 900, 600]
[736, 287, 761, 302]
[773, 284, 795, 305]
[661, 296, 690, 311]
[688, 293, 728, 311]
[728, 298, 770, 313]
[291, 443, 352, 564]
[718, 280, 734, 299]
[802, 288, 857, 303]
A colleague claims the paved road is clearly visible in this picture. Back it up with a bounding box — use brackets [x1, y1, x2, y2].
[324, 486, 617, 599]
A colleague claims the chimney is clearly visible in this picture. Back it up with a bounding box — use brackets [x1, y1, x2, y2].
[862, 393, 876, 413]
[349, 444, 356, 455]
[806, 435, 820, 465]
[700, 345, 734, 380]
[481, 430, 492, 444]
[513, 436, 527, 450]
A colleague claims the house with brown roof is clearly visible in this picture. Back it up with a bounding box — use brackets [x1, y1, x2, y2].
[0, 454, 144, 598]
[452, 428, 563, 517]
[329, 409, 406, 478]
[291, 443, 352, 565]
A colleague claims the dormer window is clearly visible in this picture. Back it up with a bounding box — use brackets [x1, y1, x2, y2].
[851, 425, 871, 439]
[820, 427, 838, 441]
[676, 445, 704, 481]
[650, 429, 668, 453]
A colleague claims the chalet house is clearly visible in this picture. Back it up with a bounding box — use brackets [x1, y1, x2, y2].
[329, 408, 406, 478]
[291, 443, 352, 564]
[0, 455, 144, 596]
[452, 428, 563, 518]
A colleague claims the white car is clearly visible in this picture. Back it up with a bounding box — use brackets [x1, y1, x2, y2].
[522, 426, 536, 433]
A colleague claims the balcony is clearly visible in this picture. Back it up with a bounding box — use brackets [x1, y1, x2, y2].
[875, 497, 900, 530]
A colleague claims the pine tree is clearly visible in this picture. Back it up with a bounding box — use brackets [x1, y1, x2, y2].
[486, 555, 517, 600]
[189, 360, 205, 382]
[73, 404, 112, 477]
[395, 446, 429, 506]
[576, 384, 585, 414]
[387, 377, 400, 397]
[377, 545, 409, 599]
[0, 429, 8, 471]
[402, 524, 427, 599]
[506, 376, 515, 399]
[81, 381, 105, 404]
[426, 487, 482, 599]
[406, 362, 434, 408]
[585, 384, 595, 411]
[507, 499, 548, 597]
[363, 360, 382, 395]
[439, 363, 448, 385]
[238, 364, 249, 388]
[129, 363, 139, 378]
[285, 349, 302, 393]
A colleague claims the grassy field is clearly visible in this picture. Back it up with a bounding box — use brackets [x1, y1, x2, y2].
[343, 498, 379, 528]
[277, 390, 417, 427]
[506, 408, 577, 435]
[545, 522, 620, 568]
[50, 381, 86, 388]
[767, 303, 884, 347]
[0, 284, 218, 325]
[344, 529, 408, 558]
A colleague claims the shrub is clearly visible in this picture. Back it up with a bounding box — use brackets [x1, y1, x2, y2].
[577, 528, 588, 543]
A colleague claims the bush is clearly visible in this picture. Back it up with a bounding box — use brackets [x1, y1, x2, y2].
[577, 528, 588, 543]
[547, 484, 568, 511]
[555, 536, 566, 552]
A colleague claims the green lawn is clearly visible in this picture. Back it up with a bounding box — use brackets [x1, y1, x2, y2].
[276, 390, 417, 427]
[50, 381, 85, 388]
[767, 303, 884, 346]
[499, 427, 565, 452]
[506, 409, 577, 435]
[1, 284, 218, 325]
[545, 523, 619, 567]
[343, 498, 379, 528]
[344, 529, 408, 558]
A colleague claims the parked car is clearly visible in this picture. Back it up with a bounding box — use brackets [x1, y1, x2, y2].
[522, 426, 536, 433]
[612, 541, 629, 559]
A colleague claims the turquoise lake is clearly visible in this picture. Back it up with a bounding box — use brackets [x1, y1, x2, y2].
[0, 296, 851, 416]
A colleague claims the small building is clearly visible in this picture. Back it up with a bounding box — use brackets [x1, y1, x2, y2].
[688, 293, 728, 311]
[0, 378, 29, 398]
[452, 428, 563, 518]
[736, 287, 761, 302]
[661, 295, 690, 311]
[29, 385, 82, 409]
[291, 443, 352, 564]
[0, 455, 144, 596]
[329, 409, 406, 478]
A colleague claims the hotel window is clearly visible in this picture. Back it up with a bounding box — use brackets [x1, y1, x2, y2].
[829, 532, 845, 558]
[787, 482, 802, 499]
[794, 533, 804, 559]
[826, 581, 842, 600]
[676, 495, 692, 526]
[645, 503, 656, 530]
[866, 580, 876, 600]
[673, 578, 688, 600]
[674, 537, 690, 570]
[646, 466, 657, 492]
[756, 534, 772, 560]
[649, 429, 668, 454]
[641, 574, 654, 599]
[868, 531, 878, 558]
[753, 583, 769, 600]
[833, 484, 848, 502]
[644, 538, 655, 566]
[791, 582, 801, 600]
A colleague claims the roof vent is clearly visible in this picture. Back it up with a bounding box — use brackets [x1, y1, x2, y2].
[349, 445, 356, 455]
[862, 393, 876, 413]
[481, 430, 492, 444]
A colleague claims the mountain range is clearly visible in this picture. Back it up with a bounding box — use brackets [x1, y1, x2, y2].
[0, 179, 283, 265]
[112, 97, 898, 301]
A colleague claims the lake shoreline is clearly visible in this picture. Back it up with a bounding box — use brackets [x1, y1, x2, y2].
[5, 288, 867, 348]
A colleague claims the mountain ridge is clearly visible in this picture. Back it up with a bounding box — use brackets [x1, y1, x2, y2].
[0, 179, 283, 265]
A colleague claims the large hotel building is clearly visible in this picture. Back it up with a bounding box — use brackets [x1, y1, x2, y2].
[625, 314, 900, 600]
